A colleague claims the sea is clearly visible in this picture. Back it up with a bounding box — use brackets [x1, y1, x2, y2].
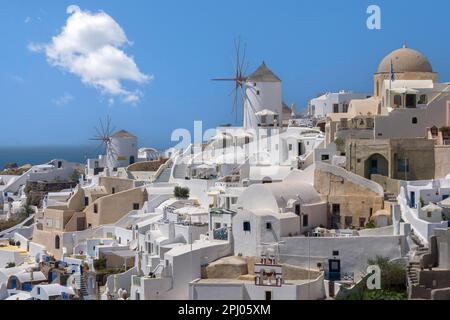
[0, 146, 99, 170]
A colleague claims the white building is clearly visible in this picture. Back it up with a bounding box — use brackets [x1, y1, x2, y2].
[397, 179, 450, 245]
[232, 171, 328, 257]
[309, 91, 370, 119]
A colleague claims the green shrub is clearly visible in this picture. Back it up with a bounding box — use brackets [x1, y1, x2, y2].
[365, 220, 376, 229]
[334, 137, 345, 147]
[70, 170, 81, 182]
[174, 186, 190, 199]
[93, 258, 107, 271]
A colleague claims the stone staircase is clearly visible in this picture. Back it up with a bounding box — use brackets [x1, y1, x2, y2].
[407, 261, 420, 287]
[75, 273, 91, 300]
[155, 167, 172, 183]
[410, 230, 426, 249]
[406, 247, 434, 299]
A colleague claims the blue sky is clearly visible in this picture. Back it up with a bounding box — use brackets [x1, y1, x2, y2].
[1, 0, 450, 149]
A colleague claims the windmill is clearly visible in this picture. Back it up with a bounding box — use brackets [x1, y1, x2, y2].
[212, 38, 252, 124]
[89, 116, 118, 168]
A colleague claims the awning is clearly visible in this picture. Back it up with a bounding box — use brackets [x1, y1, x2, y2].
[212, 133, 233, 141]
[390, 88, 419, 94]
[255, 109, 278, 116]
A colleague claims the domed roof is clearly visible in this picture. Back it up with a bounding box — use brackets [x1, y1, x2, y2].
[377, 46, 433, 74]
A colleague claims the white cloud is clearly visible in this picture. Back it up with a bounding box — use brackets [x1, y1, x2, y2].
[52, 92, 75, 106]
[24, 16, 31, 24]
[29, 5, 151, 104]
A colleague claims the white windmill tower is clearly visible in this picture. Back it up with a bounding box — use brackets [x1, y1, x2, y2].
[90, 117, 138, 171]
[212, 39, 283, 130]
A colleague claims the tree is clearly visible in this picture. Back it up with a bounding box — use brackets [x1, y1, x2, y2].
[334, 137, 345, 147]
[367, 256, 406, 292]
[70, 169, 81, 182]
[174, 186, 190, 199]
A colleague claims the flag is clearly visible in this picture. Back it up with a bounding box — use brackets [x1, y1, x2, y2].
[390, 60, 395, 82]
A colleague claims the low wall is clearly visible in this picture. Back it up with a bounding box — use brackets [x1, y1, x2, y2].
[105, 266, 138, 294]
[280, 235, 408, 279]
[372, 175, 401, 196]
[189, 274, 325, 300]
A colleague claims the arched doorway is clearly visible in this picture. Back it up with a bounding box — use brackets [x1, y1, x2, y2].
[365, 154, 388, 179]
[55, 235, 60, 250]
[129, 156, 135, 165]
[262, 177, 273, 184]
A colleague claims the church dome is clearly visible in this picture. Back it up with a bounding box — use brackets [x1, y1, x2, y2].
[376, 46, 433, 74]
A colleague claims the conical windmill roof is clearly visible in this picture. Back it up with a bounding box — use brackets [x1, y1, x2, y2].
[111, 130, 136, 139]
[247, 62, 281, 82]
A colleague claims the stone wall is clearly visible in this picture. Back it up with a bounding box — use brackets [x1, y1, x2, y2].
[434, 146, 450, 179]
[346, 138, 435, 181]
[314, 165, 384, 228]
[126, 159, 167, 172]
[372, 174, 402, 196]
[26, 181, 78, 207]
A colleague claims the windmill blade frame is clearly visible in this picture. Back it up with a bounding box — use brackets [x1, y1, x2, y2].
[212, 37, 250, 124]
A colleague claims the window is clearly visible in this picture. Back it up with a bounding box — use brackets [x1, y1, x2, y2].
[345, 216, 353, 227]
[412, 117, 418, 124]
[214, 223, 221, 230]
[245, 137, 250, 145]
[266, 222, 272, 230]
[431, 126, 439, 138]
[333, 104, 339, 113]
[288, 144, 293, 151]
[427, 212, 432, 218]
[94, 204, 98, 214]
[243, 221, 251, 232]
[84, 197, 89, 206]
[112, 187, 116, 194]
[37, 287, 41, 295]
[406, 94, 416, 108]
[133, 203, 140, 210]
[393, 95, 402, 107]
[332, 204, 340, 215]
[94, 161, 99, 168]
[418, 94, 428, 105]
[303, 215, 309, 227]
[295, 204, 301, 216]
[359, 218, 366, 228]
[265, 291, 272, 300]
[343, 103, 349, 113]
[332, 250, 339, 257]
[321, 154, 330, 161]
[261, 115, 267, 124]
[397, 159, 410, 173]
[257, 90, 260, 96]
